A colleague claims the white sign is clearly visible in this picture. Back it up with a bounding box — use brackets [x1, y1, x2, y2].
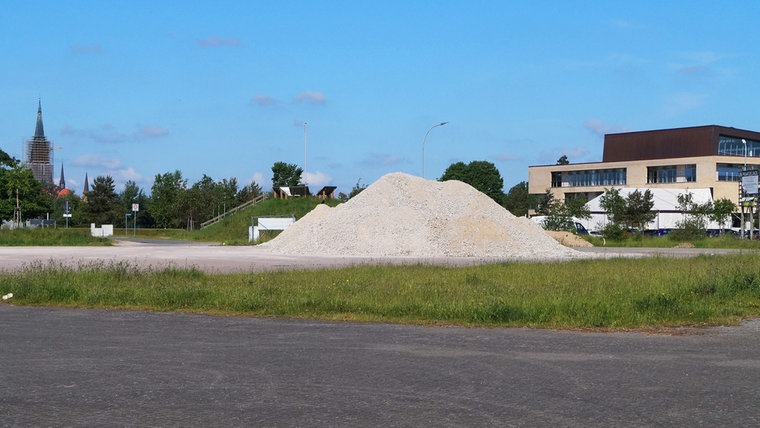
[742, 171, 759, 196]
[132, 203, 140, 212]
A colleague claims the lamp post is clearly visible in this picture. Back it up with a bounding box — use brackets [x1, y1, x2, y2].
[742, 139, 749, 239]
[125, 213, 131, 236]
[421, 121, 449, 178]
[303, 122, 308, 185]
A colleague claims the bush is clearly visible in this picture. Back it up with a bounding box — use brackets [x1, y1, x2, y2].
[602, 223, 626, 240]
[670, 218, 707, 241]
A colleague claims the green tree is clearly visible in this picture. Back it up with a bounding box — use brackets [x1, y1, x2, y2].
[236, 181, 263, 204]
[150, 170, 187, 228]
[84, 176, 121, 225]
[120, 180, 152, 228]
[541, 195, 590, 232]
[710, 198, 737, 232]
[599, 188, 655, 236]
[348, 178, 367, 199]
[625, 189, 656, 231]
[536, 189, 557, 215]
[556, 155, 569, 165]
[271, 162, 303, 188]
[440, 160, 505, 204]
[599, 188, 626, 225]
[1, 162, 52, 223]
[503, 181, 537, 217]
[674, 192, 712, 239]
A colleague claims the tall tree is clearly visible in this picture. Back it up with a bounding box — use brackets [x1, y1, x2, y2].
[710, 198, 737, 231]
[150, 170, 187, 228]
[503, 181, 537, 217]
[120, 180, 152, 228]
[271, 162, 303, 188]
[84, 176, 121, 225]
[1, 162, 52, 222]
[236, 181, 263, 204]
[625, 189, 656, 231]
[440, 160, 505, 204]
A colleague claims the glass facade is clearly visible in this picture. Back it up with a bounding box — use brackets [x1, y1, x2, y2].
[647, 164, 696, 183]
[718, 163, 740, 181]
[551, 168, 626, 188]
[718, 135, 760, 158]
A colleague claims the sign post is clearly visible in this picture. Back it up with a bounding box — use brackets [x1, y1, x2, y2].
[741, 170, 759, 239]
[132, 203, 139, 237]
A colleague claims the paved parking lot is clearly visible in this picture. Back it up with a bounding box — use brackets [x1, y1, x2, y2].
[1, 305, 759, 427]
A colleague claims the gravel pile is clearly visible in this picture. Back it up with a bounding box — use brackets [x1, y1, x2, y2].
[261, 172, 580, 260]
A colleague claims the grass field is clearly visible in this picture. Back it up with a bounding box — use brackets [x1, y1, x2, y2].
[3, 254, 760, 330]
[0, 228, 111, 246]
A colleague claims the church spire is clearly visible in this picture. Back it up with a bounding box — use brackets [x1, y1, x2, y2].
[83, 173, 89, 194]
[34, 99, 45, 138]
[59, 164, 66, 189]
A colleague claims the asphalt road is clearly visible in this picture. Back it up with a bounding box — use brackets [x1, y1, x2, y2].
[1, 306, 759, 427]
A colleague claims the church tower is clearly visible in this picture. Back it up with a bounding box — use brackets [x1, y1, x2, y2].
[26, 100, 54, 185]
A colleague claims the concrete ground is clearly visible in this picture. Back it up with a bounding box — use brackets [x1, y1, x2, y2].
[1, 305, 759, 427]
[0, 240, 751, 273]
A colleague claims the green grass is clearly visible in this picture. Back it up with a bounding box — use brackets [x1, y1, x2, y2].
[0, 228, 111, 246]
[3, 255, 760, 330]
[585, 234, 760, 249]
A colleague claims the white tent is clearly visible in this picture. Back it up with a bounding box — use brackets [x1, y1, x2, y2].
[580, 188, 721, 232]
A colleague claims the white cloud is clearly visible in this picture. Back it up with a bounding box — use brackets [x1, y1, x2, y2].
[583, 119, 630, 137]
[251, 94, 276, 107]
[303, 171, 332, 188]
[73, 154, 123, 170]
[294, 91, 326, 105]
[60, 123, 169, 143]
[248, 172, 265, 185]
[137, 125, 169, 139]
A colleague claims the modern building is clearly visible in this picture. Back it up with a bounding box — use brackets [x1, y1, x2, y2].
[26, 100, 54, 186]
[528, 125, 760, 207]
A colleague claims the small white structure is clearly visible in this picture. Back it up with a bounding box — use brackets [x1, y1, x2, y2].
[249, 216, 296, 241]
[90, 223, 114, 237]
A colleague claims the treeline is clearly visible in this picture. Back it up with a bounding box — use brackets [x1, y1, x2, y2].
[0, 145, 265, 230]
[64, 171, 263, 230]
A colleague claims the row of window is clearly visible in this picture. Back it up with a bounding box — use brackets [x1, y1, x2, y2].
[551, 168, 626, 188]
[551, 164, 756, 187]
[717, 136, 760, 158]
[646, 165, 696, 183]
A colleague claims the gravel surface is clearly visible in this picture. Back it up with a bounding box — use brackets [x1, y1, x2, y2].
[262, 172, 581, 259]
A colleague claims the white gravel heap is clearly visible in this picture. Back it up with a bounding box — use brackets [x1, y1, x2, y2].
[261, 172, 580, 259]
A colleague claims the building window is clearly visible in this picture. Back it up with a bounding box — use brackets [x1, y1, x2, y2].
[718, 163, 743, 181]
[552, 168, 626, 188]
[551, 172, 562, 187]
[684, 164, 696, 182]
[718, 136, 760, 158]
[647, 164, 696, 183]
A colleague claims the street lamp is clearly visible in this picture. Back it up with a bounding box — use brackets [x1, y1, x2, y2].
[303, 122, 308, 185]
[742, 139, 748, 171]
[421, 121, 449, 178]
[125, 213, 132, 236]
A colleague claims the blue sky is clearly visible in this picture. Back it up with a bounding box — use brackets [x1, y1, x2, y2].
[3, 1, 760, 196]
